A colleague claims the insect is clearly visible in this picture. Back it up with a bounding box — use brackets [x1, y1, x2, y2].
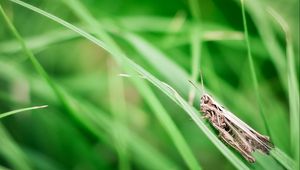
[189, 76, 273, 163]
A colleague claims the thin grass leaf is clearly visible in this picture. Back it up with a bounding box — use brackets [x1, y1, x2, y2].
[236, 0, 287, 92]
[187, 0, 201, 21]
[267, 8, 299, 170]
[254, 152, 284, 170]
[240, 0, 270, 136]
[271, 148, 296, 170]
[108, 64, 130, 170]
[189, 25, 202, 105]
[188, 0, 202, 94]
[129, 75, 202, 170]
[0, 105, 48, 119]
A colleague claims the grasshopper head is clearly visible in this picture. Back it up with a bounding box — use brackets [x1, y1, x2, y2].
[201, 94, 213, 105]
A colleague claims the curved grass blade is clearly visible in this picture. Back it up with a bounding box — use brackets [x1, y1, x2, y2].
[0, 105, 48, 119]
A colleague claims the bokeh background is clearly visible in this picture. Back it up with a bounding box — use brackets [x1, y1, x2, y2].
[0, 0, 299, 169]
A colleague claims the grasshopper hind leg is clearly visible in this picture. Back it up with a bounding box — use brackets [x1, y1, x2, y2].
[216, 126, 256, 163]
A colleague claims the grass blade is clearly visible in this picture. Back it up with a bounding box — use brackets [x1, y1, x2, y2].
[188, 25, 202, 105]
[240, 0, 270, 136]
[267, 8, 299, 170]
[271, 148, 296, 170]
[0, 105, 48, 119]
[236, 0, 287, 92]
[108, 63, 130, 170]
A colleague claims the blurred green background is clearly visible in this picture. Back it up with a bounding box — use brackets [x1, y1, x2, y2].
[0, 0, 299, 169]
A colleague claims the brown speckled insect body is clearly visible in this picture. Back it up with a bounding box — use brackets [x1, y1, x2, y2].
[200, 93, 273, 163]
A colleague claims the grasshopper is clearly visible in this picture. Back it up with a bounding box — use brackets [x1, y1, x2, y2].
[189, 76, 273, 163]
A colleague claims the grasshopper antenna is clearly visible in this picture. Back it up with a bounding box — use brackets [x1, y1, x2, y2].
[199, 70, 205, 94]
[188, 80, 199, 89]
[188, 71, 205, 94]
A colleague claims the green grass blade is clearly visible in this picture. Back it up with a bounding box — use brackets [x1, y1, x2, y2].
[187, 0, 201, 21]
[240, 0, 270, 136]
[189, 25, 202, 104]
[129, 76, 202, 170]
[271, 147, 296, 170]
[188, 0, 202, 91]
[190, 26, 202, 83]
[108, 65, 130, 170]
[237, 0, 287, 92]
[0, 105, 48, 119]
[267, 8, 299, 170]
[0, 2, 68, 111]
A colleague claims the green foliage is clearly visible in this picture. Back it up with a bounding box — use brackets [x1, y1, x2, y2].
[0, 0, 298, 169]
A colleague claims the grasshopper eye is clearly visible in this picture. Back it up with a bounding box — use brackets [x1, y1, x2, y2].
[201, 95, 209, 104]
[204, 99, 209, 104]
